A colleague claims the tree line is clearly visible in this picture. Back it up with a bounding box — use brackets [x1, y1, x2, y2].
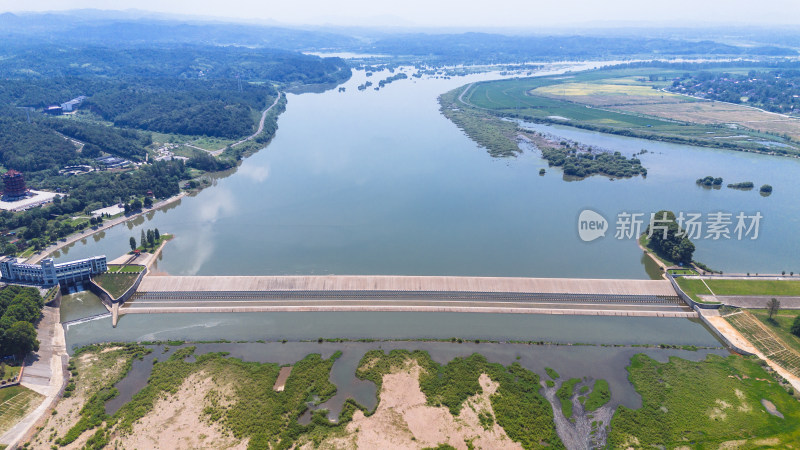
[0, 286, 44, 359]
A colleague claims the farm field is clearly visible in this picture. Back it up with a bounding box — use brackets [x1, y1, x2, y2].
[459, 67, 800, 155]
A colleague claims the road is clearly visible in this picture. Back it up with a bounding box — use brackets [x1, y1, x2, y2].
[211, 92, 283, 156]
[26, 192, 186, 265]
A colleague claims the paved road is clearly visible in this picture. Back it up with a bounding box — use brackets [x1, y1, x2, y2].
[26, 192, 186, 265]
[123, 290, 692, 317]
[703, 295, 800, 309]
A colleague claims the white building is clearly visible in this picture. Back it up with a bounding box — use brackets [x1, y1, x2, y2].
[0, 255, 107, 286]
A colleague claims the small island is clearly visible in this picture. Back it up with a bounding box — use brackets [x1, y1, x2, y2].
[760, 184, 773, 196]
[541, 147, 646, 179]
[696, 176, 723, 187]
[727, 181, 754, 190]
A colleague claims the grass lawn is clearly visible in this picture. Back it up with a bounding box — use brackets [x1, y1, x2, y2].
[704, 279, 800, 296]
[667, 269, 696, 275]
[107, 264, 145, 273]
[750, 309, 800, 356]
[0, 364, 21, 382]
[0, 385, 42, 436]
[678, 278, 800, 301]
[674, 277, 718, 303]
[93, 272, 140, 299]
[609, 353, 800, 447]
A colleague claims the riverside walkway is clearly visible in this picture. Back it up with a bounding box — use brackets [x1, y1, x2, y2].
[121, 276, 694, 317]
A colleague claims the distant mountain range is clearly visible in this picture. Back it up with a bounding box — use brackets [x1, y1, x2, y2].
[0, 10, 797, 62]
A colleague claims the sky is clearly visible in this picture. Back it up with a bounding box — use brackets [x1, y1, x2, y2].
[2, 0, 800, 28]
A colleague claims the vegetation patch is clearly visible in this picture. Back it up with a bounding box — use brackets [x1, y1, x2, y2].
[609, 354, 800, 447]
[0, 285, 44, 359]
[439, 88, 521, 157]
[356, 349, 563, 449]
[55, 343, 150, 447]
[540, 147, 646, 178]
[583, 379, 610, 412]
[111, 347, 342, 449]
[556, 378, 581, 421]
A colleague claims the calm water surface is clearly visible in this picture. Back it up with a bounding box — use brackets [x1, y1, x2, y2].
[54, 65, 800, 356]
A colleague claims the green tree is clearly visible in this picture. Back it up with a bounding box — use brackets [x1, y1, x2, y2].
[767, 298, 781, 320]
[129, 236, 136, 251]
[144, 196, 153, 208]
[154, 228, 160, 241]
[140, 229, 146, 248]
[791, 315, 800, 337]
[646, 210, 695, 265]
[2, 321, 39, 357]
[146, 229, 155, 246]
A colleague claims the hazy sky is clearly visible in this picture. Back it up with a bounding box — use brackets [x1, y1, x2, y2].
[3, 0, 800, 28]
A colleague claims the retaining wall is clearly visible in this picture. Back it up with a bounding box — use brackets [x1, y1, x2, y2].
[88, 265, 147, 307]
[694, 306, 755, 356]
[667, 274, 721, 310]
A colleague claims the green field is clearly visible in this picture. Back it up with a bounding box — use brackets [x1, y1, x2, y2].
[93, 272, 140, 299]
[609, 354, 800, 447]
[677, 277, 800, 300]
[675, 277, 800, 304]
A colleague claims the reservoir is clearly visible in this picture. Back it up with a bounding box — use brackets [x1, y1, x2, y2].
[50, 67, 800, 279]
[50, 67, 800, 278]
[52, 65, 800, 352]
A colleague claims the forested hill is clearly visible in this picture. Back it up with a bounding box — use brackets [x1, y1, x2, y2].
[0, 45, 350, 84]
[0, 43, 350, 164]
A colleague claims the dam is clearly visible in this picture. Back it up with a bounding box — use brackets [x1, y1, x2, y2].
[116, 275, 694, 318]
